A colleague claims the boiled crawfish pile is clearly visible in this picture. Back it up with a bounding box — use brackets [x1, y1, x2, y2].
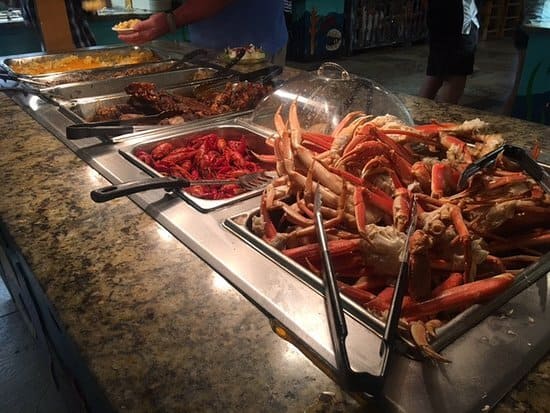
[252, 102, 549, 361]
[135, 133, 263, 199]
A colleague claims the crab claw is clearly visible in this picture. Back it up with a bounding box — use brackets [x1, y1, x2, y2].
[274, 105, 287, 138]
[410, 320, 451, 363]
[331, 111, 366, 137]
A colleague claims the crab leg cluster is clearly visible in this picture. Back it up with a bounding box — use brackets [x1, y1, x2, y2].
[251, 103, 550, 362]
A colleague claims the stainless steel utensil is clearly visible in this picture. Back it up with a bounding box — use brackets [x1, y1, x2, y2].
[0, 72, 48, 87]
[90, 171, 273, 203]
[457, 144, 550, 193]
[66, 124, 150, 139]
[192, 48, 247, 99]
[65, 111, 178, 139]
[312, 186, 417, 395]
[171, 48, 208, 71]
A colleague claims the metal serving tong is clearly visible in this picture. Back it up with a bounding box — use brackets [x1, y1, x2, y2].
[0, 72, 59, 102]
[0, 72, 48, 87]
[457, 144, 550, 194]
[191, 48, 247, 98]
[65, 112, 177, 140]
[313, 187, 416, 395]
[90, 171, 273, 203]
[171, 48, 208, 70]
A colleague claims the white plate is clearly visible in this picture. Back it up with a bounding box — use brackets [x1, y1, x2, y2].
[112, 27, 136, 33]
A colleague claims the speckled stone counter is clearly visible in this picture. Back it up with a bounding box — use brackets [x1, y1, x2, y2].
[0, 88, 548, 413]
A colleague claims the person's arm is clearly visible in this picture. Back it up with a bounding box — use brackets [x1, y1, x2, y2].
[118, 0, 237, 45]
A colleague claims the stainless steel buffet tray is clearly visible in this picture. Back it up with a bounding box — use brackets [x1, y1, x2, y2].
[58, 80, 270, 141]
[224, 206, 550, 355]
[119, 124, 275, 212]
[58, 78, 264, 122]
[1, 45, 179, 88]
[61, 81, 203, 122]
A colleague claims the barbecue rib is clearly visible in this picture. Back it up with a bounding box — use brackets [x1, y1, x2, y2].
[91, 81, 271, 123]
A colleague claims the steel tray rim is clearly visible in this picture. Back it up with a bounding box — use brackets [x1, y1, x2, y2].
[0, 45, 176, 88]
[222, 205, 550, 358]
[118, 122, 276, 212]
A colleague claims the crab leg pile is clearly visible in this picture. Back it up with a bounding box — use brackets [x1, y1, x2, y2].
[251, 102, 550, 361]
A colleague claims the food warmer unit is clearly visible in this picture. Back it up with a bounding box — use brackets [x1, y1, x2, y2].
[3, 59, 549, 413]
[0, 45, 193, 89]
[0, 43, 283, 143]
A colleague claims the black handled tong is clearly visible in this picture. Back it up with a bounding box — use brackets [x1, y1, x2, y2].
[171, 48, 208, 70]
[312, 187, 416, 395]
[457, 144, 550, 194]
[66, 119, 157, 140]
[65, 110, 181, 140]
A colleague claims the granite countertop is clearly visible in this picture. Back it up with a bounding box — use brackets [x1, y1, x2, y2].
[0, 84, 549, 412]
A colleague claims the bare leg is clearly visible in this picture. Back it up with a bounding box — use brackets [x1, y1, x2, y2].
[419, 76, 444, 100]
[438, 75, 467, 104]
[502, 49, 526, 115]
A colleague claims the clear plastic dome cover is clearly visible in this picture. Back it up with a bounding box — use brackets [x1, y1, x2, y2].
[251, 62, 413, 134]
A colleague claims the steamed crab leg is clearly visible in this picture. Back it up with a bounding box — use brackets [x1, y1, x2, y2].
[256, 103, 549, 363]
[402, 273, 515, 320]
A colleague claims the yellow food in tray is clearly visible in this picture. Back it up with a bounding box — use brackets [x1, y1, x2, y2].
[9, 49, 158, 76]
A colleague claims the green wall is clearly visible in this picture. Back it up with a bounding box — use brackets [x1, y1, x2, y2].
[513, 29, 550, 125]
[0, 24, 42, 56]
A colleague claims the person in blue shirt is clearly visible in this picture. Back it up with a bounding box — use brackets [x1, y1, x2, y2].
[117, 0, 288, 66]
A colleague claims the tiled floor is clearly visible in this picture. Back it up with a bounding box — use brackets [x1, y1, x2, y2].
[287, 37, 518, 115]
[0, 279, 68, 413]
[0, 37, 519, 413]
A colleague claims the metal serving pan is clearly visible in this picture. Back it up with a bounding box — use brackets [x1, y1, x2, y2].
[1, 45, 176, 87]
[223, 208, 550, 357]
[59, 80, 273, 141]
[58, 80, 227, 123]
[42, 66, 220, 100]
[119, 124, 275, 212]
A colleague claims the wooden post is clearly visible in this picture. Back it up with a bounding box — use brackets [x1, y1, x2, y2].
[34, 0, 76, 53]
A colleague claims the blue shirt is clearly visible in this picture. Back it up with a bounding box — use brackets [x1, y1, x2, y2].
[188, 0, 288, 55]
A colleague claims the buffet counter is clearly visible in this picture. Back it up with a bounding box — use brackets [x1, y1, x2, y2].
[0, 80, 549, 412]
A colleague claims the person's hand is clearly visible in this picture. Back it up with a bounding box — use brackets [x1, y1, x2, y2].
[117, 13, 171, 45]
